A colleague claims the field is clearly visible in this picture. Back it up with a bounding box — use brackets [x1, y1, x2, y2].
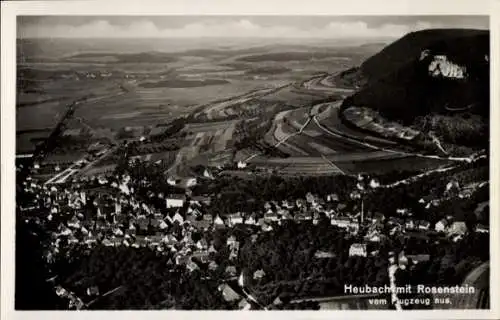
[18, 38, 447, 178]
[246, 152, 451, 176]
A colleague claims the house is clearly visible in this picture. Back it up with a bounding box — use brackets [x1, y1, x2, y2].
[136, 217, 149, 231]
[237, 161, 247, 169]
[331, 217, 350, 228]
[191, 196, 211, 206]
[239, 299, 252, 310]
[175, 254, 190, 265]
[435, 219, 449, 232]
[417, 220, 431, 231]
[134, 236, 150, 248]
[297, 213, 313, 221]
[250, 234, 258, 243]
[312, 212, 321, 225]
[208, 244, 217, 254]
[186, 214, 198, 225]
[172, 212, 184, 224]
[192, 219, 211, 231]
[405, 220, 416, 230]
[445, 180, 460, 193]
[388, 217, 404, 226]
[314, 251, 336, 259]
[192, 250, 210, 263]
[282, 200, 294, 209]
[186, 260, 200, 272]
[306, 192, 316, 204]
[389, 225, 402, 236]
[261, 222, 274, 232]
[182, 233, 194, 246]
[264, 202, 272, 210]
[86, 286, 100, 297]
[190, 207, 203, 218]
[162, 234, 178, 246]
[372, 212, 385, 222]
[225, 266, 237, 277]
[208, 261, 219, 271]
[349, 243, 367, 257]
[102, 239, 114, 247]
[337, 203, 347, 212]
[60, 227, 72, 236]
[347, 220, 360, 234]
[396, 208, 409, 216]
[110, 237, 123, 247]
[451, 234, 464, 243]
[196, 238, 208, 250]
[113, 228, 124, 237]
[227, 235, 238, 247]
[407, 254, 431, 264]
[84, 236, 97, 246]
[149, 235, 163, 247]
[295, 199, 306, 209]
[68, 236, 79, 245]
[281, 211, 293, 221]
[229, 247, 239, 261]
[214, 215, 226, 228]
[227, 213, 244, 226]
[251, 269, 266, 281]
[203, 214, 214, 222]
[327, 193, 339, 202]
[165, 194, 186, 208]
[67, 216, 81, 229]
[264, 211, 279, 222]
[448, 221, 467, 236]
[245, 215, 257, 225]
[475, 224, 489, 233]
[159, 220, 169, 230]
[364, 231, 381, 243]
[218, 284, 241, 302]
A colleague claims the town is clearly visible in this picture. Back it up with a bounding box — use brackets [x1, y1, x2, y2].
[14, 15, 490, 311]
[18, 150, 489, 309]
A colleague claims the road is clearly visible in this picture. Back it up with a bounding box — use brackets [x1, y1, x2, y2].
[302, 73, 354, 94]
[18, 97, 86, 183]
[243, 111, 311, 163]
[236, 273, 268, 310]
[44, 145, 120, 185]
[452, 261, 489, 309]
[313, 107, 483, 164]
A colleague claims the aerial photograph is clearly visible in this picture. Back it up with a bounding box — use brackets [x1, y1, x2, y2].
[15, 15, 490, 310]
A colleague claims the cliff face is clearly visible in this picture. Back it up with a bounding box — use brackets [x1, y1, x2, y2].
[424, 52, 467, 80]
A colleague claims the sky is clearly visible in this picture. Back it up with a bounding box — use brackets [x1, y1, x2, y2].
[17, 16, 489, 39]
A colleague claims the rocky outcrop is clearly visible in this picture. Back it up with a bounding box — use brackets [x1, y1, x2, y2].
[421, 50, 467, 80]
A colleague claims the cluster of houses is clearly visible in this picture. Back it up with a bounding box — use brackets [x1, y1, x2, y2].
[19, 159, 490, 311]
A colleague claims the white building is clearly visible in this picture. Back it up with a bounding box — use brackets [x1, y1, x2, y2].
[237, 161, 247, 169]
[435, 219, 448, 232]
[475, 224, 489, 233]
[172, 212, 184, 224]
[185, 178, 198, 188]
[227, 213, 244, 226]
[448, 221, 467, 236]
[349, 243, 367, 257]
[166, 195, 185, 208]
[214, 215, 225, 227]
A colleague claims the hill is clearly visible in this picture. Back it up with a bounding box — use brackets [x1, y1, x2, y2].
[337, 29, 489, 152]
[338, 29, 488, 86]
